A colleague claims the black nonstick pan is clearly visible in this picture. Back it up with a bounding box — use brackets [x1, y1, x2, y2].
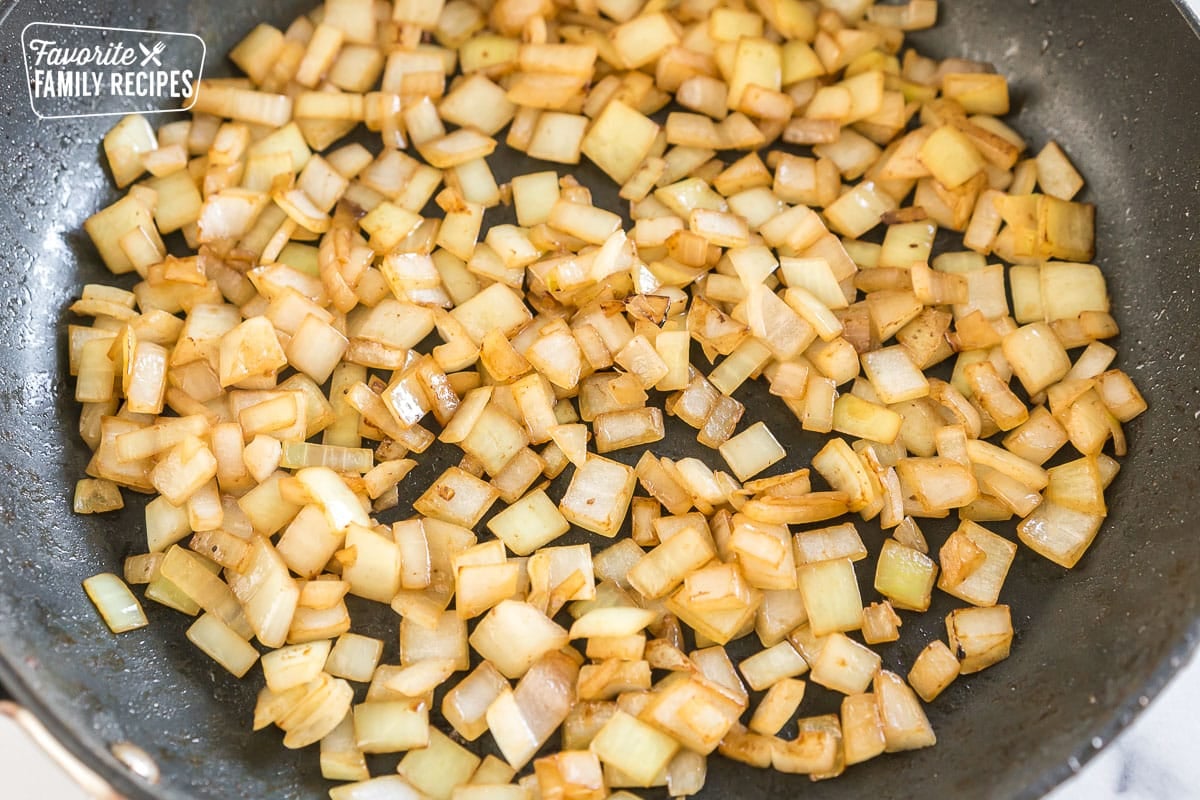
[0, 0, 1196, 797]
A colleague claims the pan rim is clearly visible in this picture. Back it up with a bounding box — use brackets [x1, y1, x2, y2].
[1174, 0, 1200, 35]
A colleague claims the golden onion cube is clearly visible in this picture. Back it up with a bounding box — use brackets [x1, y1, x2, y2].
[319, 712, 369, 783]
[591, 539, 646, 588]
[875, 538, 938, 613]
[861, 345, 931, 404]
[560, 700, 614, 752]
[585, 634, 646, 662]
[252, 683, 303, 732]
[589, 709, 680, 787]
[936, 520, 1017, 607]
[965, 360, 1029, 431]
[457, 403, 528, 475]
[754, 588, 808, 648]
[885, 495, 923, 546]
[824, 181, 896, 239]
[275, 505, 340, 581]
[676, 561, 753, 616]
[739, 640, 809, 692]
[811, 437, 879, 513]
[741, 491, 851, 527]
[663, 749, 707, 797]
[946, 605, 1014, 674]
[895, 456, 979, 512]
[637, 672, 745, 756]
[593, 407, 665, 454]
[157, 545, 251, 638]
[525, 112, 588, 165]
[103, 113, 158, 188]
[861, 601, 903, 645]
[559, 454, 638, 538]
[942, 73, 1009, 115]
[469, 754, 517, 786]
[1002, 322, 1072, 395]
[227, 535, 300, 649]
[83, 573, 149, 634]
[441, 661, 509, 742]
[1095, 369, 1148, 422]
[1039, 261, 1109, 321]
[325, 633, 384, 684]
[965, 438, 1049, 491]
[718, 421, 786, 482]
[533, 750, 605, 800]
[797, 558, 863, 636]
[1017, 500, 1105, 569]
[832, 394, 903, 445]
[398, 728, 482, 800]
[381, 660, 459, 701]
[907, 640, 961, 702]
[487, 652, 578, 770]
[628, 526, 716, 600]
[74, 478, 125, 514]
[487, 489, 571, 556]
[84, 194, 158, 274]
[353, 698, 430, 754]
[469, 600, 569, 679]
[746, 283, 817, 360]
[456, 560, 521, 621]
[689, 646, 748, 708]
[919, 126, 985, 189]
[841, 692, 886, 766]
[186, 613, 259, 678]
[1044, 456, 1107, 514]
[340, 524, 402, 604]
[874, 670, 936, 752]
[280, 442, 373, 473]
[414, 466, 500, 528]
[149, 435, 218, 507]
[123, 552, 163, 586]
[489, 447, 545, 503]
[748, 678, 807, 736]
[794, 522, 868, 565]
[938, 526, 986, 588]
[809, 632, 882, 695]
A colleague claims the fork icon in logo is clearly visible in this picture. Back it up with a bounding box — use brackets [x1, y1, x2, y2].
[138, 41, 165, 67]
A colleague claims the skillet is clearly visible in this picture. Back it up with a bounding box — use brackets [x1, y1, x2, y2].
[0, 0, 1197, 797]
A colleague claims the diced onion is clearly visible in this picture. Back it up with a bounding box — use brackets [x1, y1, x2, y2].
[82, 573, 149, 634]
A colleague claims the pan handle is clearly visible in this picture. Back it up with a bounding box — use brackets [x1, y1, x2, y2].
[0, 701, 128, 800]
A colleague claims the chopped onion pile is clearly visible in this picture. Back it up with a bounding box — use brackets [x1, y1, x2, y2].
[70, 0, 1148, 796]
